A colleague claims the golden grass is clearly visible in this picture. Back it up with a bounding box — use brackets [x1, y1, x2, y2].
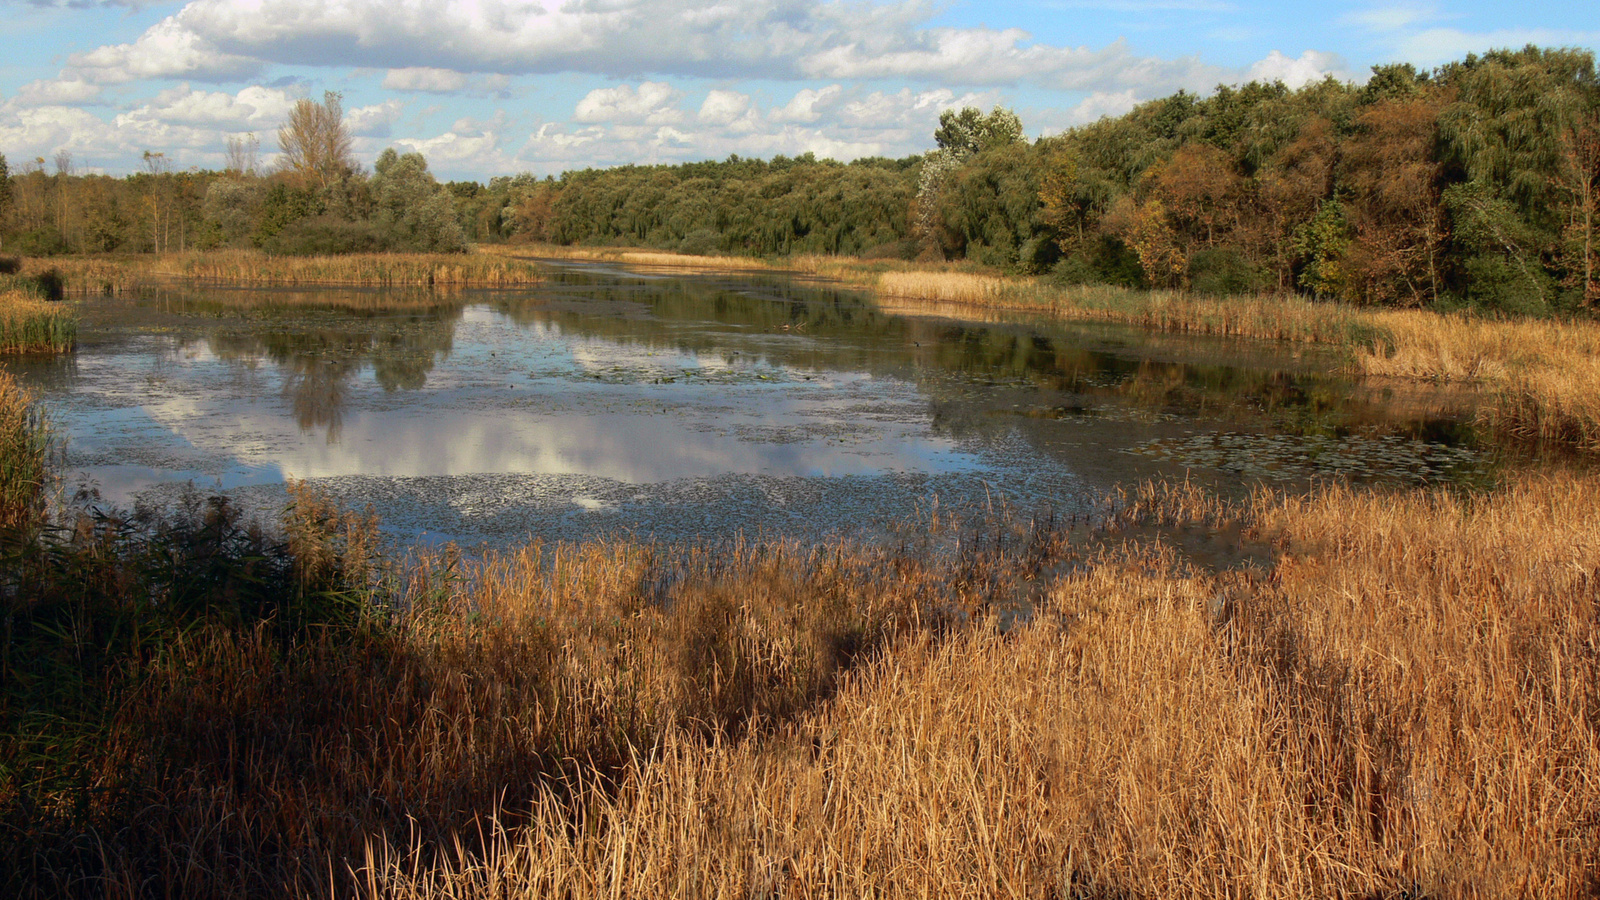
[0, 290, 76, 354]
[15, 250, 544, 294]
[328, 470, 1600, 899]
[16, 255, 172, 295]
[26, 469, 1590, 897]
[178, 249, 543, 287]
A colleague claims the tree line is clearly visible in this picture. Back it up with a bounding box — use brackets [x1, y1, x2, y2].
[0, 92, 468, 258]
[2, 46, 1597, 313]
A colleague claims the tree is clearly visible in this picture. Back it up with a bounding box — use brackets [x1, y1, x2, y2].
[0, 152, 11, 248]
[370, 148, 467, 252]
[278, 91, 355, 193]
[225, 133, 261, 177]
[1339, 97, 1449, 305]
[933, 106, 1025, 157]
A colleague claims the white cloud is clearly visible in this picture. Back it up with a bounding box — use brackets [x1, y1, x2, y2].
[394, 125, 505, 167]
[574, 82, 683, 125]
[12, 77, 103, 106]
[345, 99, 405, 137]
[771, 85, 843, 124]
[1341, 5, 1438, 33]
[1245, 50, 1350, 88]
[120, 84, 299, 130]
[382, 67, 470, 93]
[698, 90, 752, 127]
[59, 0, 1242, 96]
[66, 15, 260, 83]
[1397, 28, 1600, 67]
[1058, 89, 1141, 128]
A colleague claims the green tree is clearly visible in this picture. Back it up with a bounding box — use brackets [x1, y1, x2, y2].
[371, 148, 467, 253]
[934, 106, 1025, 157]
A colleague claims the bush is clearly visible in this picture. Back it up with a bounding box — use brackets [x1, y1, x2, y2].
[1188, 248, 1265, 296]
[676, 228, 723, 256]
[261, 216, 392, 256]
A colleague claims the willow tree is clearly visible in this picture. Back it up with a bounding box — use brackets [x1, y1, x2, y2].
[278, 91, 355, 194]
[1436, 46, 1599, 309]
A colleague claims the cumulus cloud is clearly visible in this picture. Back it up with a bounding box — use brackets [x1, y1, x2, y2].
[67, 15, 260, 83]
[698, 90, 752, 127]
[771, 85, 843, 124]
[382, 67, 469, 93]
[59, 0, 1241, 96]
[1246, 50, 1350, 88]
[345, 99, 405, 137]
[119, 84, 298, 129]
[1056, 89, 1141, 128]
[12, 77, 103, 106]
[574, 82, 683, 125]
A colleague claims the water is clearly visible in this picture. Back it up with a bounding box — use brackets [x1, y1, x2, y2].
[11, 263, 1490, 548]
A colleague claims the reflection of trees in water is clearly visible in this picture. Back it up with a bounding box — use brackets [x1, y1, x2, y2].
[197, 300, 462, 441]
[497, 270, 1386, 437]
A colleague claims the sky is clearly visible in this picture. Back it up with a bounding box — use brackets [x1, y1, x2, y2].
[1, 0, 1596, 182]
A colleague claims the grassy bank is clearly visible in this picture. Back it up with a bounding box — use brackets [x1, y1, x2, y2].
[13, 250, 544, 294]
[4, 450, 1597, 896]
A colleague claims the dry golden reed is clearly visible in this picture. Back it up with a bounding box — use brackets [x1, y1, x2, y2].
[345, 472, 1600, 899]
[178, 249, 544, 287]
[0, 289, 76, 354]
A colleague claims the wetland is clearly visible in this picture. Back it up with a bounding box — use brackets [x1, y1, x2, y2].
[13, 260, 1492, 548]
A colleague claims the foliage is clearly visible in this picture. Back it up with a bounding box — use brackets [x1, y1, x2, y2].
[371, 149, 468, 253]
[277, 91, 356, 193]
[2, 47, 1599, 310]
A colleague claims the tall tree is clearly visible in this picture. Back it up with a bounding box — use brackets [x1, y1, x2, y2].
[1339, 97, 1449, 305]
[371, 148, 467, 252]
[278, 92, 355, 193]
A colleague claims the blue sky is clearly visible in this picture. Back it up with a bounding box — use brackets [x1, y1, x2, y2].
[1, 0, 1595, 181]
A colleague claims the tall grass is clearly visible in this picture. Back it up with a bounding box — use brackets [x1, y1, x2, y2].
[0, 289, 76, 354]
[11, 250, 544, 295]
[5, 467, 1598, 896]
[178, 250, 544, 287]
[0, 369, 52, 530]
[349, 472, 1600, 899]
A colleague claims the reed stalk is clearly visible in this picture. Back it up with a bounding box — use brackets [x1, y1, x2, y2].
[0, 290, 76, 354]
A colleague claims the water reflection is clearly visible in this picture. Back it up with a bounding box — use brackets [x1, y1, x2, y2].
[165, 289, 463, 441]
[10, 267, 1494, 546]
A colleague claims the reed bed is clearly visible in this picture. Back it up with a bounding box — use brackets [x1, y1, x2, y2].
[0, 369, 52, 529]
[0, 289, 76, 354]
[178, 250, 544, 287]
[8, 468, 1598, 897]
[17, 256, 171, 295]
[348, 471, 1600, 899]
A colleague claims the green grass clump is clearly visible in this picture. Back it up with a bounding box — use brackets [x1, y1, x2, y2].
[0, 289, 77, 355]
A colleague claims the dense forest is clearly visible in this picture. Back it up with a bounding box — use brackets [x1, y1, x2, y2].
[2, 46, 1597, 313]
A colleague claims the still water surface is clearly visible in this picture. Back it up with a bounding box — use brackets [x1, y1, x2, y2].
[12, 263, 1488, 547]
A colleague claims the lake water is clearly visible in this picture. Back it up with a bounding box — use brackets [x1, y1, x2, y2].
[11, 262, 1490, 548]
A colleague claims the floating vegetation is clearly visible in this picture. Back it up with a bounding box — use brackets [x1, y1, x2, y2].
[1131, 430, 1485, 484]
